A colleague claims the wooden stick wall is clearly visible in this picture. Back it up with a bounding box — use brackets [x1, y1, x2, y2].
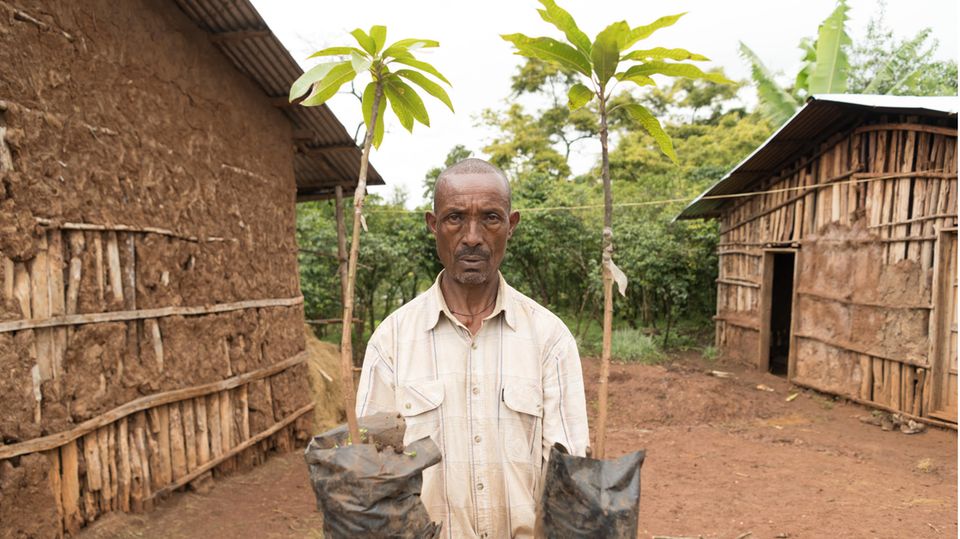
[0, 226, 311, 536]
[715, 118, 958, 420]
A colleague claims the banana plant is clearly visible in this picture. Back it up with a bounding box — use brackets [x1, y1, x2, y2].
[291, 26, 453, 443]
[740, 0, 851, 125]
[503, 0, 729, 458]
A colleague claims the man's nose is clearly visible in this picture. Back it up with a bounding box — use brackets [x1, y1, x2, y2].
[463, 218, 483, 245]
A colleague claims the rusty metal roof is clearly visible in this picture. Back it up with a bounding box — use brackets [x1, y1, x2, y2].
[172, 0, 384, 201]
[677, 94, 958, 220]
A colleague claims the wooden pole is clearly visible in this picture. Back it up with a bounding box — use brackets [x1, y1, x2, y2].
[338, 80, 383, 444]
[596, 89, 612, 460]
[335, 185, 348, 305]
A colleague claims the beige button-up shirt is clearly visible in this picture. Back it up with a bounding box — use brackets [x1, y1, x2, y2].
[356, 273, 589, 538]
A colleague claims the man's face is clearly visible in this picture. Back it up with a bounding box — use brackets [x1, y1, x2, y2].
[426, 173, 520, 286]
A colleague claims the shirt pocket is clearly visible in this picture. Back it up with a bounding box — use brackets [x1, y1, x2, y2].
[397, 379, 445, 446]
[501, 383, 543, 463]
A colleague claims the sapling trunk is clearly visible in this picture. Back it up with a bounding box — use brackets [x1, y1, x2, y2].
[334, 185, 348, 303]
[596, 91, 612, 459]
[339, 84, 383, 444]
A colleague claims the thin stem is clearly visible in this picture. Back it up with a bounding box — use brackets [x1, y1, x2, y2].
[596, 89, 613, 460]
[339, 77, 383, 445]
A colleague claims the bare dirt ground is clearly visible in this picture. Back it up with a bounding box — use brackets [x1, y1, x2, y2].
[81, 353, 957, 539]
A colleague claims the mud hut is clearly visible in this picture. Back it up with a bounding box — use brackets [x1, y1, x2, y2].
[0, 1, 382, 536]
[678, 95, 957, 426]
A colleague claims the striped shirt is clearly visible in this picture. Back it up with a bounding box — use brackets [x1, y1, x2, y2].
[356, 272, 589, 538]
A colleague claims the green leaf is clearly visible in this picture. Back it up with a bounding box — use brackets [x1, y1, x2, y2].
[624, 13, 685, 49]
[385, 77, 430, 129]
[738, 41, 800, 125]
[614, 72, 656, 86]
[501, 34, 591, 76]
[362, 82, 386, 148]
[370, 25, 387, 54]
[536, 0, 591, 56]
[591, 21, 628, 85]
[389, 54, 451, 84]
[566, 83, 594, 111]
[624, 61, 733, 84]
[307, 46, 363, 59]
[621, 104, 677, 164]
[383, 38, 439, 58]
[794, 37, 817, 96]
[808, 0, 851, 94]
[396, 69, 454, 112]
[350, 28, 376, 55]
[351, 51, 372, 74]
[622, 47, 709, 62]
[289, 62, 335, 101]
[300, 62, 356, 106]
[383, 80, 414, 132]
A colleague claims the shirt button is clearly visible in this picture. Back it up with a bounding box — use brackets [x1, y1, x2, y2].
[404, 403, 411, 410]
[477, 483, 484, 491]
[474, 435, 481, 443]
[471, 342, 477, 349]
[472, 386, 480, 395]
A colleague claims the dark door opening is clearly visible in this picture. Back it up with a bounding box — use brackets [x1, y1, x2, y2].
[768, 252, 795, 376]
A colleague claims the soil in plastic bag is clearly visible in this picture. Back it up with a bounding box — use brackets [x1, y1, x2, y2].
[539, 443, 645, 538]
[304, 412, 442, 538]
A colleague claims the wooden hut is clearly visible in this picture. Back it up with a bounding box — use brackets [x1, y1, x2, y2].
[678, 95, 957, 427]
[0, 0, 381, 536]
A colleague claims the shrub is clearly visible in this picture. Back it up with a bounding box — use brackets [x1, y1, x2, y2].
[611, 328, 664, 364]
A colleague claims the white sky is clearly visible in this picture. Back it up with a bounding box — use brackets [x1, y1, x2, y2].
[252, 0, 958, 207]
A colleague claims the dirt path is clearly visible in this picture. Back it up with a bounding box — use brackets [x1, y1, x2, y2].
[82, 354, 957, 538]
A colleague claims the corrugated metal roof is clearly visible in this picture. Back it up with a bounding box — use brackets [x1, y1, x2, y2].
[171, 0, 384, 201]
[677, 94, 959, 220]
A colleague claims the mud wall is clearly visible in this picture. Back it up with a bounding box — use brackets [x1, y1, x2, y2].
[0, 1, 311, 536]
[715, 113, 957, 418]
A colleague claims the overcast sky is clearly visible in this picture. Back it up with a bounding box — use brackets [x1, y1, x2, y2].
[251, 0, 958, 207]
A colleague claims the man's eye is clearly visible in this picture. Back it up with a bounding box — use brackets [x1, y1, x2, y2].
[447, 214, 463, 223]
[485, 213, 502, 222]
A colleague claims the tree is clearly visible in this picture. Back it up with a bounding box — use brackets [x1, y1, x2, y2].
[741, 0, 957, 127]
[503, 0, 729, 458]
[291, 26, 452, 442]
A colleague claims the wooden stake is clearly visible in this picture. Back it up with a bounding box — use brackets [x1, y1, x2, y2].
[60, 441, 82, 534]
[117, 418, 131, 512]
[147, 318, 163, 372]
[97, 427, 113, 510]
[207, 392, 223, 459]
[46, 449, 64, 539]
[182, 400, 197, 472]
[168, 403, 187, 480]
[127, 418, 144, 513]
[335, 185, 348, 304]
[48, 231, 66, 381]
[105, 231, 123, 305]
[93, 233, 104, 305]
[2, 256, 12, 301]
[195, 397, 210, 466]
[66, 231, 84, 315]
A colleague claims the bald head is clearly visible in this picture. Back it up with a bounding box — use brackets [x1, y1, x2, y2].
[434, 158, 511, 212]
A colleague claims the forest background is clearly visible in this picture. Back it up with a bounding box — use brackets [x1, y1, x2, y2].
[296, 9, 958, 362]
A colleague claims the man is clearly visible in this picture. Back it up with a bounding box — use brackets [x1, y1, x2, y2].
[355, 158, 588, 538]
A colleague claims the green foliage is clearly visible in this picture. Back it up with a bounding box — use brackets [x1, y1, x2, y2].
[808, 0, 851, 94]
[502, 1, 728, 165]
[292, 25, 453, 147]
[849, 9, 958, 96]
[610, 328, 664, 364]
[742, 0, 956, 127]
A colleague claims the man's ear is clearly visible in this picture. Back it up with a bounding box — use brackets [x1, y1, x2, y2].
[507, 211, 520, 239]
[425, 211, 438, 236]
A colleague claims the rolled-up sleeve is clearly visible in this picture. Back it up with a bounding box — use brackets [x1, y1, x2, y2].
[540, 331, 589, 462]
[355, 328, 397, 418]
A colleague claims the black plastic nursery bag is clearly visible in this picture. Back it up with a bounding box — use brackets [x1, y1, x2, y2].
[539, 442, 645, 538]
[304, 412, 442, 538]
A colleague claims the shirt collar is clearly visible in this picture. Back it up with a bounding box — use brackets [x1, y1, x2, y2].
[424, 270, 518, 332]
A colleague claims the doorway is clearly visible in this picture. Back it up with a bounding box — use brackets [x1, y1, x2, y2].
[760, 251, 796, 376]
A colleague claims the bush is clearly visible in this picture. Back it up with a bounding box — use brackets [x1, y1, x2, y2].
[611, 328, 664, 364]
[701, 345, 718, 362]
